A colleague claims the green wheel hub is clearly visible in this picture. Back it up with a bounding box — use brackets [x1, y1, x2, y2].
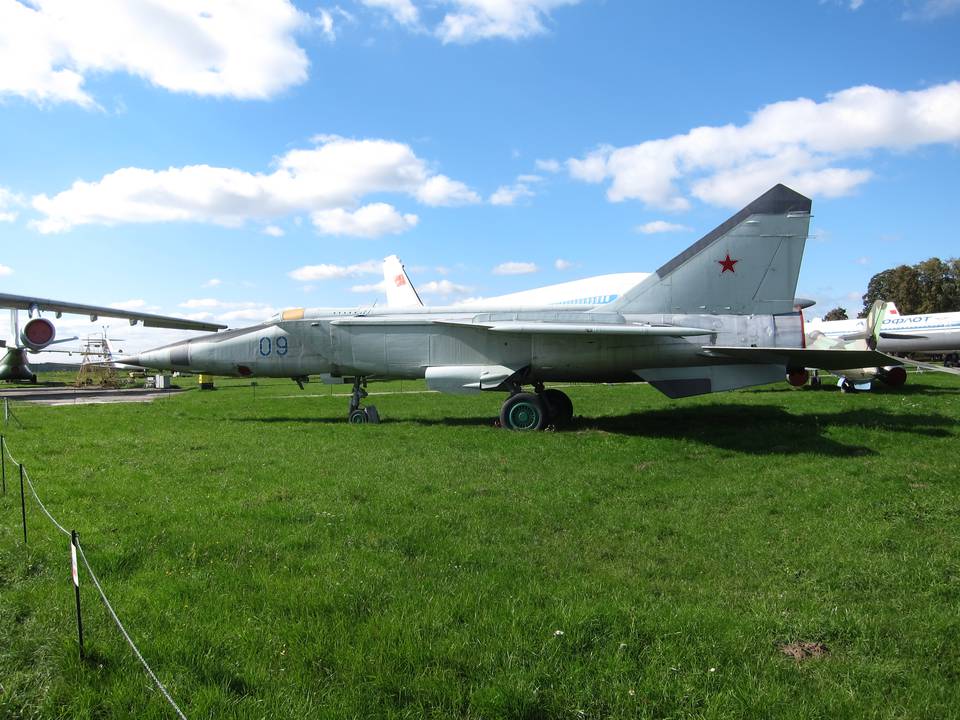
[508, 401, 541, 430]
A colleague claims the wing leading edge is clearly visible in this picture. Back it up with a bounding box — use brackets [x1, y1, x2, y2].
[0, 293, 227, 332]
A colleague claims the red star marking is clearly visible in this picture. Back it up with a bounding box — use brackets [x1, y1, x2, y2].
[718, 253, 739, 273]
[394, 274, 407, 287]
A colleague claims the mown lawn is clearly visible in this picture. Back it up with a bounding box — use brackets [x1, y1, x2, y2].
[1, 373, 958, 719]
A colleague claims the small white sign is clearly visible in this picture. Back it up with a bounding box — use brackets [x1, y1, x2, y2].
[71, 542, 79, 588]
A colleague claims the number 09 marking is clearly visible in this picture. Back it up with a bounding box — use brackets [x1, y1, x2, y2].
[259, 336, 289, 356]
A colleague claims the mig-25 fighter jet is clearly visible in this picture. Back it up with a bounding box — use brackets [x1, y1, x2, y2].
[129, 185, 903, 429]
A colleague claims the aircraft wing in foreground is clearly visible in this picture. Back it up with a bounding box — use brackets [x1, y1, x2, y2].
[130, 184, 908, 429]
[0, 293, 226, 383]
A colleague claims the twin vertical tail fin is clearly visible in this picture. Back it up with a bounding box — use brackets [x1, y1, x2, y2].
[602, 184, 812, 316]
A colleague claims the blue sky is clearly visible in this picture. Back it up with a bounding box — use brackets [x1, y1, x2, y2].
[1, 0, 959, 353]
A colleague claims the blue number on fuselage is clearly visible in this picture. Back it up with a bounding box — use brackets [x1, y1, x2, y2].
[259, 337, 271, 356]
[276, 336, 288, 356]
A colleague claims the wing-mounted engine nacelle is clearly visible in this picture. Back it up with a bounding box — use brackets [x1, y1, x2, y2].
[20, 317, 57, 350]
[878, 366, 907, 387]
[786, 368, 809, 387]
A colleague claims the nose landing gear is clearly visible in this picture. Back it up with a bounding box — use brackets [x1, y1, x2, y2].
[347, 377, 379, 424]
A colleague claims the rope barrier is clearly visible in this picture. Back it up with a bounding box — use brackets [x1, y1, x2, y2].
[3, 436, 188, 719]
[21, 467, 70, 538]
[75, 542, 188, 720]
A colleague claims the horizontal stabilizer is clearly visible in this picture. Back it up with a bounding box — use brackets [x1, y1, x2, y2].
[703, 345, 901, 370]
[433, 319, 714, 337]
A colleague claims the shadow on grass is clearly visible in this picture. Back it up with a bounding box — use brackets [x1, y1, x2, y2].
[238, 403, 953, 456]
[566, 404, 954, 455]
[236, 414, 495, 428]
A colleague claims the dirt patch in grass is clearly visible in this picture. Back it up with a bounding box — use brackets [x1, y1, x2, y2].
[778, 641, 830, 661]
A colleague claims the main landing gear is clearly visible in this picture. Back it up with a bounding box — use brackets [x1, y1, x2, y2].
[347, 377, 379, 424]
[499, 383, 574, 431]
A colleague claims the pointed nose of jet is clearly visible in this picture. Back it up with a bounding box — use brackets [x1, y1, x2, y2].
[125, 338, 192, 372]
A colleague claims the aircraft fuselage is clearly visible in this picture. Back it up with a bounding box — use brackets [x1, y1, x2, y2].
[133, 306, 804, 386]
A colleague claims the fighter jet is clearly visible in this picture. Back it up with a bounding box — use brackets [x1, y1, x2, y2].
[0, 294, 225, 382]
[129, 185, 903, 430]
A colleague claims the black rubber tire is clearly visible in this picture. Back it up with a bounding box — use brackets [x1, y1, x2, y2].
[348, 408, 369, 424]
[840, 379, 856, 394]
[499, 392, 547, 431]
[542, 388, 573, 426]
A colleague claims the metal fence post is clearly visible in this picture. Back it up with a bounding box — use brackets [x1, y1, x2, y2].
[71, 530, 84, 659]
[1, 435, 5, 495]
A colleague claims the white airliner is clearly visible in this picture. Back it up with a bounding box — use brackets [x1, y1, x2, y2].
[382, 254, 647, 310]
[807, 304, 960, 360]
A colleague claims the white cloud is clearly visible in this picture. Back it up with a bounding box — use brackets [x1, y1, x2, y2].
[316, 8, 336, 40]
[218, 306, 277, 322]
[490, 182, 535, 206]
[0, 187, 22, 222]
[855, 256, 871, 265]
[517, 174, 543, 183]
[850, 0, 865, 9]
[263, 225, 285, 237]
[554, 258, 574, 270]
[288, 260, 380, 281]
[109, 299, 156, 311]
[437, 0, 582, 43]
[31, 135, 478, 234]
[415, 174, 482, 206]
[0, 0, 309, 108]
[180, 298, 234, 309]
[202, 278, 222, 287]
[311, 203, 418, 237]
[493, 261, 538, 275]
[0, 264, 14, 276]
[418, 279, 473, 295]
[351, 280, 390, 293]
[176, 298, 275, 322]
[567, 81, 960, 209]
[361, 0, 420, 26]
[635, 220, 692, 234]
[903, 0, 960, 19]
[535, 158, 562, 173]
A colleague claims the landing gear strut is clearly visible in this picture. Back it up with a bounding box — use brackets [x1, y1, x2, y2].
[499, 384, 574, 431]
[347, 377, 379, 424]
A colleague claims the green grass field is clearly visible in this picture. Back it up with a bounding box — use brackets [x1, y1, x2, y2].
[1, 373, 959, 719]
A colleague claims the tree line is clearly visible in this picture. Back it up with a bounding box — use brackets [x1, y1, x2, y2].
[821, 257, 960, 320]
